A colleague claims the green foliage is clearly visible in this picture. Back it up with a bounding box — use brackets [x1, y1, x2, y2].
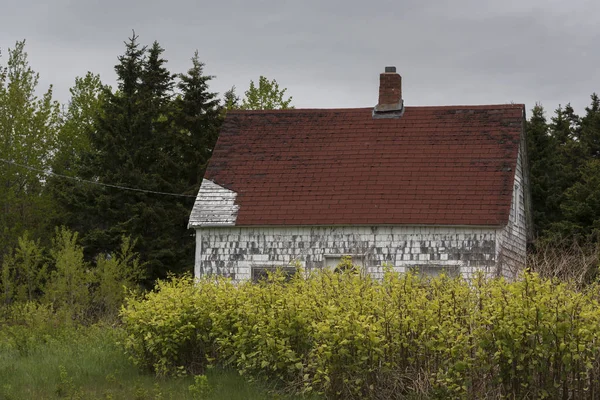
[174, 50, 222, 192]
[527, 97, 600, 246]
[0, 319, 307, 400]
[223, 86, 240, 110]
[0, 302, 65, 356]
[188, 374, 212, 399]
[0, 226, 144, 323]
[122, 270, 600, 399]
[57, 71, 106, 159]
[580, 93, 600, 159]
[0, 232, 47, 304]
[120, 275, 223, 376]
[55, 365, 84, 398]
[526, 104, 555, 235]
[333, 255, 359, 274]
[0, 40, 61, 265]
[93, 236, 144, 318]
[555, 159, 600, 240]
[48, 71, 106, 235]
[239, 76, 293, 110]
[44, 227, 91, 319]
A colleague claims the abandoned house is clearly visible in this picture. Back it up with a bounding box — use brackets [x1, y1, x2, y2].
[188, 67, 532, 281]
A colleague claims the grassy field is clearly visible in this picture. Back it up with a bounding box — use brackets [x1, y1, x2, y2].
[0, 324, 312, 400]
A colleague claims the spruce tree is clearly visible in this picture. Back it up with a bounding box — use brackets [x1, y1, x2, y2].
[73, 34, 149, 260]
[551, 95, 600, 242]
[539, 105, 582, 241]
[174, 51, 221, 190]
[579, 94, 600, 159]
[54, 35, 170, 281]
[558, 159, 600, 241]
[525, 104, 554, 236]
[223, 86, 240, 111]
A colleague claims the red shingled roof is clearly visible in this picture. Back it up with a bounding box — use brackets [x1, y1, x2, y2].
[205, 104, 525, 226]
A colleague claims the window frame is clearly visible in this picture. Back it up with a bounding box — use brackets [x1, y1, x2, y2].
[251, 264, 298, 282]
[410, 264, 460, 278]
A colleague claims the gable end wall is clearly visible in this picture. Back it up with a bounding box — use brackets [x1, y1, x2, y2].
[496, 142, 528, 278]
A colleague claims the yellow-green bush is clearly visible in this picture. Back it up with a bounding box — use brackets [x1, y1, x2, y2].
[121, 270, 600, 399]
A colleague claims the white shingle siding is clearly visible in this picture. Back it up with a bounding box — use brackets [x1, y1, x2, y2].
[188, 179, 239, 228]
[496, 141, 528, 279]
[194, 225, 502, 281]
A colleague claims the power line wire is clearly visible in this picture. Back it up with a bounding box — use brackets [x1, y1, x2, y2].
[0, 158, 197, 198]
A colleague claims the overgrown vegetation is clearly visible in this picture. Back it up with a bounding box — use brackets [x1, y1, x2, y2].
[122, 269, 600, 399]
[527, 239, 600, 287]
[1, 227, 141, 322]
[0, 311, 301, 399]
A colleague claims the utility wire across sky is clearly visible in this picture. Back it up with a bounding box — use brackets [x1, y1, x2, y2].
[0, 158, 197, 198]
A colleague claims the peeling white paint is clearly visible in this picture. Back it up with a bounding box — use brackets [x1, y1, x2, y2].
[194, 225, 500, 281]
[188, 179, 239, 228]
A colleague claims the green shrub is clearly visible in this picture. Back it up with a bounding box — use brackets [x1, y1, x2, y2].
[44, 227, 91, 320]
[0, 232, 47, 305]
[121, 269, 600, 399]
[121, 275, 227, 376]
[93, 236, 144, 319]
[1, 228, 144, 323]
[0, 301, 71, 356]
[188, 374, 212, 399]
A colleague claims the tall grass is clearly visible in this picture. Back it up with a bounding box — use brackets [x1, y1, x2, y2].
[0, 321, 312, 399]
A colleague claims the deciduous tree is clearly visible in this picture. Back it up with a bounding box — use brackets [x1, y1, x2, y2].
[239, 76, 293, 110]
[0, 40, 61, 263]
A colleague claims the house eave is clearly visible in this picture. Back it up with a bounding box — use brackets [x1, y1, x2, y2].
[191, 222, 506, 230]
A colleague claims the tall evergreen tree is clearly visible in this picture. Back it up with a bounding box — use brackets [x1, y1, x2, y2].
[554, 159, 600, 241]
[64, 34, 149, 260]
[579, 93, 600, 159]
[539, 104, 583, 241]
[548, 95, 600, 242]
[174, 51, 222, 190]
[525, 104, 554, 236]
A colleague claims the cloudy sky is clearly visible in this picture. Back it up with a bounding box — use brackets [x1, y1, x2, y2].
[2, 0, 599, 116]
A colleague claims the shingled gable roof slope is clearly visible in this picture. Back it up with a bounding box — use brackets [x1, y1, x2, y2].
[192, 104, 525, 227]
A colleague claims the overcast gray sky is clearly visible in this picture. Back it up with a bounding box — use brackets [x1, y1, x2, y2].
[2, 0, 599, 117]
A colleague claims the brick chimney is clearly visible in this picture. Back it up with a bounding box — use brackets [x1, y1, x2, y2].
[373, 66, 404, 118]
